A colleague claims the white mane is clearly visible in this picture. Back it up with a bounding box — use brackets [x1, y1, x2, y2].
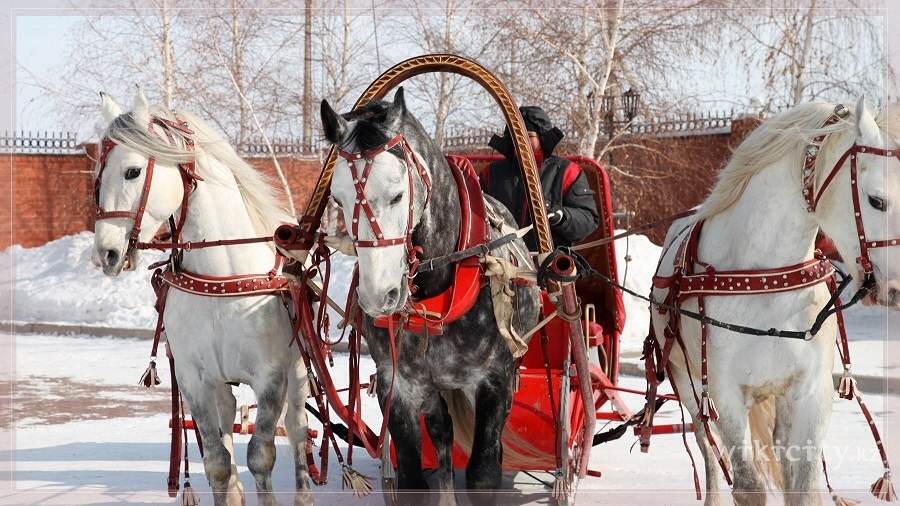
[100, 106, 293, 238]
[694, 101, 894, 221]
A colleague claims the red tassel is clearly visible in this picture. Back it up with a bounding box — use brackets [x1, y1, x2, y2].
[838, 370, 858, 401]
[700, 392, 719, 422]
[871, 472, 897, 502]
[139, 360, 160, 387]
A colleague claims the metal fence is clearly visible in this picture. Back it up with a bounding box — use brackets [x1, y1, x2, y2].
[0, 131, 80, 154]
[440, 110, 738, 150]
[242, 137, 325, 158]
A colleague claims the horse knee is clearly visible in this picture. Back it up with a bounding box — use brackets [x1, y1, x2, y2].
[247, 437, 277, 475]
[203, 446, 234, 488]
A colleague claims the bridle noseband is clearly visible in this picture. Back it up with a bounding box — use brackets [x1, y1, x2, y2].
[94, 116, 203, 258]
[804, 104, 900, 277]
[335, 134, 433, 289]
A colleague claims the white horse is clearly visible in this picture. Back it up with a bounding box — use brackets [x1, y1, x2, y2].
[92, 88, 312, 506]
[650, 97, 900, 505]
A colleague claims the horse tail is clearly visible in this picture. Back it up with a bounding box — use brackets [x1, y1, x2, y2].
[442, 389, 545, 469]
[748, 396, 784, 491]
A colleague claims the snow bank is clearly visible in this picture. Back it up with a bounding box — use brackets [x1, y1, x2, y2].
[1, 232, 166, 327]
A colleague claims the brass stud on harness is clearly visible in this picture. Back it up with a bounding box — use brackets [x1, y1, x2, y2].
[834, 104, 850, 118]
[805, 145, 819, 158]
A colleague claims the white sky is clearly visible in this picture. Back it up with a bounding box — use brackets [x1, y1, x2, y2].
[5, 4, 900, 137]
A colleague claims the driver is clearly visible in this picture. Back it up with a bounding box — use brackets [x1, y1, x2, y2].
[479, 106, 599, 251]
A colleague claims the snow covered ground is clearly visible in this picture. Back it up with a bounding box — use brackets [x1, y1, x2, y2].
[1, 232, 898, 504]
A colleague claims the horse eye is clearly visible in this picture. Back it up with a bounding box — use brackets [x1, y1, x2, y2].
[390, 194, 403, 205]
[868, 195, 886, 212]
[124, 167, 142, 180]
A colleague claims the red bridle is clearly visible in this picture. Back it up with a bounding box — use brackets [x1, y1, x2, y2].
[94, 116, 203, 258]
[803, 104, 900, 277]
[335, 134, 432, 287]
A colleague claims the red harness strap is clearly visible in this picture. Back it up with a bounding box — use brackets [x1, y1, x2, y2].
[158, 258, 290, 297]
[374, 155, 490, 334]
[643, 220, 837, 488]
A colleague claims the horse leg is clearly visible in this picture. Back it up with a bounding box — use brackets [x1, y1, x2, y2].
[712, 389, 767, 506]
[377, 374, 428, 491]
[780, 379, 831, 506]
[284, 359, 312, 506]
[774, 396, 794, 494]
[214, 384, 245, 504]
[180, 381, 241, 506]
[667, 364, 726, 506]
[466, 369, 511, 491]
[422, 392, 455, 492]
[247, 370, 288, 506]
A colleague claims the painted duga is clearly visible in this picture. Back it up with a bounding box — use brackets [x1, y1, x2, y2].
[321, 88, 542, 499]
[651, 97, 900, 506]
[91, 87, 312, 506]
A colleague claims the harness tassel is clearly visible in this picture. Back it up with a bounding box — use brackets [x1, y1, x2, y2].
[341, 464, 374, 498]
[551, 470, 569, 501]
[838, 368, 859, 401]
[871, 472, 897, 502]
[700, 391, 719, 422]
[139, 360, 160, 387]
[832, 495, 861, 506]
[181, 481, 199, 506]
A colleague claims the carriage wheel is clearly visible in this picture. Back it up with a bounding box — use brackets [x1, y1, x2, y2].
[553, 365, 580, 506]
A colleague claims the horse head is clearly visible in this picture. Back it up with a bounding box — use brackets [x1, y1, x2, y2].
[816, 97, 900, 309]
[321, 88, 438, 316]
[92, 86, 196, 276]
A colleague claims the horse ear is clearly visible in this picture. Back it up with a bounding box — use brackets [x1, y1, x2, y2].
[100, 92, 123, 123]
[321, 100, 348, 145]
[131, 85, 151, 125]
[385, 87, 406, 131]
[856, 95, 881, 144]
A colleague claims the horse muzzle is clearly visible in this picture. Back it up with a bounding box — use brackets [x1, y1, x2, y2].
[860, 275, 900, 310]
[357, 275, 409, 317]
[93, 246, 139, 276]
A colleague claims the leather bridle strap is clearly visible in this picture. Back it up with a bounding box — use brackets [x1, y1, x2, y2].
[336, 134, 432, 249]
[809, 141, 900, 275]
[94, 116, 202, 255]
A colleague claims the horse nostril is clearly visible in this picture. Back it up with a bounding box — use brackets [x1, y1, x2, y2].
[889, 288, 900, 306]
[383, 288, 400, 309]
[102, 249, 119, 267]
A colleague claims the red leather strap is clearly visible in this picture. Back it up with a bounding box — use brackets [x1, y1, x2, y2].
[373, 155, 489, 334]
[160, 268, 290, 297]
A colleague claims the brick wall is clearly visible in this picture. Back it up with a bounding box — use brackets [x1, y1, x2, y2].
[3, 118, 760, 250]
[605, 117, 758, 243]
[2, 147, 324, 250]
[3, 149, 95, 249]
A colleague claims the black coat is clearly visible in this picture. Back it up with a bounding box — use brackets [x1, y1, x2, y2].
[480, 155, 599, 250]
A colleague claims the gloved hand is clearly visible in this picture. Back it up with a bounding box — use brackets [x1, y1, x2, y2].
[547, 206, 566, 227]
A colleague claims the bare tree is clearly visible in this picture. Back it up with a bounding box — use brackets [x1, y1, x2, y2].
[490, 0, 718, 158]
[725, 0, 893, 109]
[182, 1, 306, 150]
[19, 0, 185, 133]
[392, 0, 504, 149]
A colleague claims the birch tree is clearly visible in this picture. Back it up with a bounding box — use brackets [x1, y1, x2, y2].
[491, 0, 717, 158]
[726, 0, 892, 109]
[21, 0, 184, 132]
